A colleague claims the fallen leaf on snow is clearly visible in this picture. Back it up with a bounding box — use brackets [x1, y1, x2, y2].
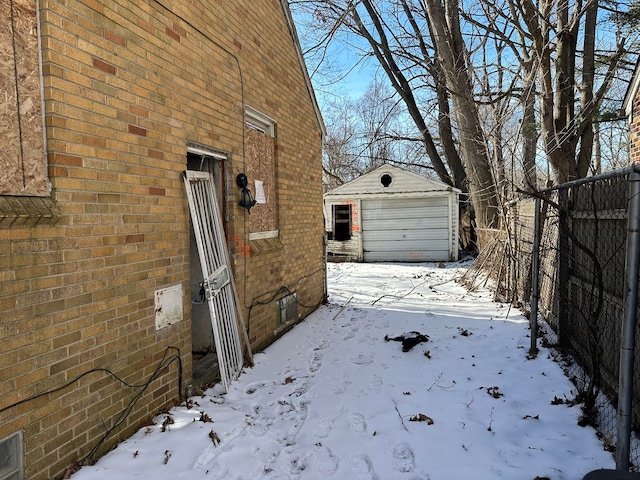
[482, 386, 504, 398]
[161, 415, 174, 432]
[209, 429, 221, 446]
[199, 411, 213, 423]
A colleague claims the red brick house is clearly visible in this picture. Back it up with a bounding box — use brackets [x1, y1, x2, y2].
[0, 1, 325, 478]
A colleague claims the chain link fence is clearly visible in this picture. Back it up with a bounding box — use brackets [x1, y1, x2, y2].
[465, 166, 640, 470]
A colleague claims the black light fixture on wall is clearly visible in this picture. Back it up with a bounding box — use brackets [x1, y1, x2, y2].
[236, 173, 257, 213]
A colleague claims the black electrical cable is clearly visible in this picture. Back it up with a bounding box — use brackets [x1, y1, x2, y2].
[250, 268, 325, 308]
[245, 268, 325, 339]
[83, 347, 183, 463]
[0, 346, 184, 465]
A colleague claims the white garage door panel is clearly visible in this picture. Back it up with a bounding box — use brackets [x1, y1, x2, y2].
[365, 249, 451, 263]
[361, 197, 451, 262]
[365, 238, 450, 251]
[362, 228, 448, 242]
[364, 217, 449, 231]
[362, 207, 447, 221]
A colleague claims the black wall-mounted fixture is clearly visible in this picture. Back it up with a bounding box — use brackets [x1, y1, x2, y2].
[236, 173, 257, 213]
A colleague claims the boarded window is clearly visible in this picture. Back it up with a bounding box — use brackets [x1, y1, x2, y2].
[0, 0, 47, 196]
[333, 204, 351, 241]
[245, 125, 277, 237]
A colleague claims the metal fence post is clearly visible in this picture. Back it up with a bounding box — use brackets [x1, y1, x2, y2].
[616, 171, 640, 471]
[530, 196, 542, 355]
[557, 188, 570, 347]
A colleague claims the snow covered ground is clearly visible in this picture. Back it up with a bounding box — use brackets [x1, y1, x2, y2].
[71, 261, 615, 479]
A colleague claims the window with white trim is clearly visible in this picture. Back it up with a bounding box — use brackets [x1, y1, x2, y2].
[245, 108, 278, 242]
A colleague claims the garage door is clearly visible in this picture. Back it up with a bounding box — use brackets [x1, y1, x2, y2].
[362, 197, 452, 262]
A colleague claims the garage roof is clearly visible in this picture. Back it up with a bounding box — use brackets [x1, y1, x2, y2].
[324, 165, 461, 198]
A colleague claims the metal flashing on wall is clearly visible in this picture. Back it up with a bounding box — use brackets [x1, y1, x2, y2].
[154, 284, 183, 330]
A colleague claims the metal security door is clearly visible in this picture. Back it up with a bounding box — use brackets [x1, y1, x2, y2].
[183, 170, 251, 392]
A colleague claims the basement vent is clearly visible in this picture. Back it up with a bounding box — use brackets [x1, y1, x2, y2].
[0, 431, 23, 480]
[277, 293, 298, 325]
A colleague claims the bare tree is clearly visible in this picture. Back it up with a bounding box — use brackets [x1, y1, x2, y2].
[290, 0, 637, 228]
[515, 0, 628, 183]
[322, 77, 430, 190]
[422, 0, 500, 228]
[321, 96, 361, 190]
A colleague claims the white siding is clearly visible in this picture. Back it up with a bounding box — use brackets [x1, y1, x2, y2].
[325, 165, 455, 198]
[326, 234, 362, 261]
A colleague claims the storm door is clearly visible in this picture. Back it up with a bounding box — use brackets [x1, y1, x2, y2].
[183, 170, 251, 392]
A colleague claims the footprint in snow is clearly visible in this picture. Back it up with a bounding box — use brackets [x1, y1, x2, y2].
[313, 418, 334, 438]
[251, 445, 280, 466]
[288, 381, 308, 397]
[315, 444, 339, 475]
[343, 330, 356, 340]
[349, 354, 373, 365]
[288, 454, 308, 475]
[246, 411, 274, 436]
[349, 412, 368, 435]
[364, 335, 377, 345]
[369, 375, 383, 392]
[244, 380, 276, 395]
[392, 442, 415, 473]
[350, 454, 379, 480]
[314, 340, 329, 350]
[309, 351, 323, 373]
[332, 381, 351, 394]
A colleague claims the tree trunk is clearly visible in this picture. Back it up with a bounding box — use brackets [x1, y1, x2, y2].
[354, 1, 456, 188]
[575, 0, 597, 178]
[522, 60, 538, 191]
[422, 0, 500, 229]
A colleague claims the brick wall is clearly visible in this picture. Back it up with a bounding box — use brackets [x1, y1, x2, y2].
[0, 0, 324, 478]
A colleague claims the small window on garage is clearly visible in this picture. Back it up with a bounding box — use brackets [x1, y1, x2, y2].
[333, 204, 351, 241]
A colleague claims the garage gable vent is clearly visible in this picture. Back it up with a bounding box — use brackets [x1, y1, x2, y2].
[380, 173, 393, 187]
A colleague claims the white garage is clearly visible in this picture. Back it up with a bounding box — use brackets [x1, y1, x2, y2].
[324, 165, 461, 262]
